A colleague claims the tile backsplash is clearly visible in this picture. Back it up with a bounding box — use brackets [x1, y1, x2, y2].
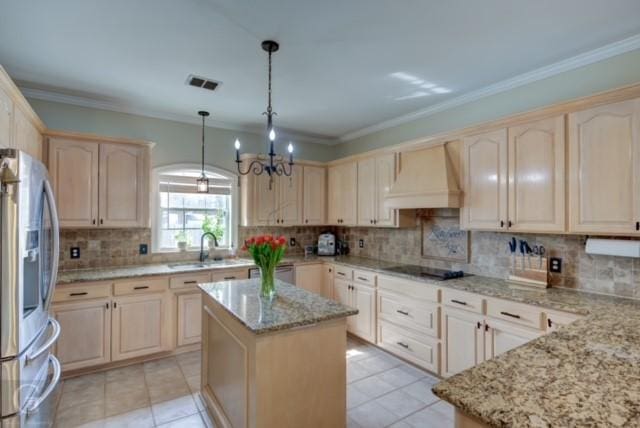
[60, 211, 640, 300]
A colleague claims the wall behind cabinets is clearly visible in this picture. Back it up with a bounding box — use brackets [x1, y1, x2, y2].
[337, 209, 640, 300]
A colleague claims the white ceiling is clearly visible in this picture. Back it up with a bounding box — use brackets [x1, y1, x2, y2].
[1, 0, 640, 142]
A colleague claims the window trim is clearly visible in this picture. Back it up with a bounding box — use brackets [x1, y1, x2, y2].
[151, 163, 238, 254]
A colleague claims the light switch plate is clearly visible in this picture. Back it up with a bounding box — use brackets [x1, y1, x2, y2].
[359, 239, 364, 248]
[549, 257, 562, 273]
[70, 247, 80, 259]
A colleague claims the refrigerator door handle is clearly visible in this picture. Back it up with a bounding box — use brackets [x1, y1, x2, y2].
[25, 354, 61, 415]
[26, 318, 60, 363]
[42, 179, 60, 312]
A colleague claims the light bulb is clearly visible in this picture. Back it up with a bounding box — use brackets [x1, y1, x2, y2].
[269, 129, 276, 141]
[287, 143, 293, 153]
[234, 139, 241, 150]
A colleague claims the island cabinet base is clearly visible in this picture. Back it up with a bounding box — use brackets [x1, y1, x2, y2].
[201, 293, 348, 428]
[455, 409, 490, 428]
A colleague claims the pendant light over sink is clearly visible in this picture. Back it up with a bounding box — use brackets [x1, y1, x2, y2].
[196, 110, 210, 193]
[234, 40, 294, 189]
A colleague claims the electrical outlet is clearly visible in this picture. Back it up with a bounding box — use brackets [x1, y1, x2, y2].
[139, 244, 148, 255]
[359, 239, 364, 248]
[289, 238, 296, 247]
[549, 257, 562, 273]
[70, 247, 80, 259]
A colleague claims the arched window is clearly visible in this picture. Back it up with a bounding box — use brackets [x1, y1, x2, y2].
[151, 164, 238, 252]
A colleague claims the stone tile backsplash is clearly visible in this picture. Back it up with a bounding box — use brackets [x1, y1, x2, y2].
[60, 211, 640, 299]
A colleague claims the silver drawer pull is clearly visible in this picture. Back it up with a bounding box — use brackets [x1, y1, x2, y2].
[500, 311, 521, 319]
[26, 355, 61, 414]
[26, 318, 61, 363]
[133, 286, 149, 290]
[396, 342, 410, 350]
[396, 309, 409, 316]
[451, 299, 467, 306]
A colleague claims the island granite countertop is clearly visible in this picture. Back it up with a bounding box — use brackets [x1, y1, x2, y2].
[198, 278, 358, 335]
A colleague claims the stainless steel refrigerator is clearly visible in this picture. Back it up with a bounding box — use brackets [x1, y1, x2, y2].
[0, 149, 61, 427]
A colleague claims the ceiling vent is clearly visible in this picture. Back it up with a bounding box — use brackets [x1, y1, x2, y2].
[186, 75, 220, 91]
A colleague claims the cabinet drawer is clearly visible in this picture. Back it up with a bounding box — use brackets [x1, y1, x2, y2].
[113, 277, 169, 296]
[170, 272, 211, 290]
[442, 289, 485, 314]
[334, 265, 353, 280]
[378, 320, 439, 374]
[378, 274, 439, 303]
[53, 282, 111, 303]
[486, 298, 544, 330]
[353, 269, 376, 286]
[378, 290, 439, 338]
[211, 269, 248, 282]
[545, 310, 582, 332]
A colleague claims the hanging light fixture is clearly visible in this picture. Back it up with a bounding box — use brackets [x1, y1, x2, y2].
[234, 40, 294, 188]
[196, 110, 210, 193]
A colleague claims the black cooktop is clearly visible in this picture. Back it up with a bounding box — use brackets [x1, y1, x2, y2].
[382, 265, 467, 281]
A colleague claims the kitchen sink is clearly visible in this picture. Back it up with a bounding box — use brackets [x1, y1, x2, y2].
[167, 259, 252, 269]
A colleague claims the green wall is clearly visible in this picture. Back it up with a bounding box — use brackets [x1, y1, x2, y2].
[28, 99, 335, 170]
[334, 48, 640, 158]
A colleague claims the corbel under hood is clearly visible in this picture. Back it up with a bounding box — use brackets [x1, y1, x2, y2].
[384, 144, 461, 209]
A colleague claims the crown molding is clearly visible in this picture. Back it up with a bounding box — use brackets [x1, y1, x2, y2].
[340, 33, 640, 142]
[19, 85, 336, 145]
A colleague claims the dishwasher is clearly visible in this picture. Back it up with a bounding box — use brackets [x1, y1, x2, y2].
[249, 264, 295, 285]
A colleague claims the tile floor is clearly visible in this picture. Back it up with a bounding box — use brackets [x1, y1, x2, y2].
[54, 336, 453, 428]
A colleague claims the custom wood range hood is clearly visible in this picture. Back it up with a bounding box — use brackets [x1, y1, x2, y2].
[384, 143, 461, 209]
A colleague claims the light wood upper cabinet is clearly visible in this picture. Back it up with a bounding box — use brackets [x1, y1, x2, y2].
[328, 162, 357, 225]
[250, 173, 278, 225]
[375, 153, 397, 226]
[13, 106, 42, 161]
[52, 298, 111, 372]
[357, 157, 376, 226]
[48, 138, 100, 228]
[0, 86, 13, 150]
[111, 292, 171, 361]
[303, 166, 326, 225]
[48, 136, 150, 228]
[277, 164, 303, 225]
[568, 98, 640, 235]
[461, 129, 508, 231]
[442, 307, 484, 377]
[508, 115, 565, 232]
[99, 143, 148, 228]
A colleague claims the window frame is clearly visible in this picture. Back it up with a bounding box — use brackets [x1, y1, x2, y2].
[151, 163, 238, 254]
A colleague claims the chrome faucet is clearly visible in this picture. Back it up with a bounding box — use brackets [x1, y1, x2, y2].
[199, 232, 219, 262]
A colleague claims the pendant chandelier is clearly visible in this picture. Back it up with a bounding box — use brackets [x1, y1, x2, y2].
[196, 110, 210, 193]
[234, 40, 294, 186]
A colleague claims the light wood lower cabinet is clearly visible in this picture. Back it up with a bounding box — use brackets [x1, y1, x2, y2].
[332, 277, 376, 342]
[111, 292, 171, 361]
[177, 292, 202, 346]
[484, 318, 542, 360]
[294, 263, 323, 295]
[322, 264, 334, 299]
[442, 307, 484, 377]
[51, 299, 111, 372]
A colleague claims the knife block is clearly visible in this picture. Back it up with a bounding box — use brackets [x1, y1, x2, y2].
[508, 257, 549, 289]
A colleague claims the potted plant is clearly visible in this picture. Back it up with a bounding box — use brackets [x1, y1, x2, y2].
[175, 230, 190, 252]
[202, 212, 225, 250]
[243, 235, 287, 299]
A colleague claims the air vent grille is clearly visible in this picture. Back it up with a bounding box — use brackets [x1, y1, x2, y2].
[186, 75, 220, 91]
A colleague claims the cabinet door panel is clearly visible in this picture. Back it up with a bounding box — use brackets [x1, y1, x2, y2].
[461, 129, 508, 230]
[569, 99, 640, 234]
[177, 293, 202, 346]
[351, 284, 375, 343]
[13, 106, 42, 161]
[48, 138, 100, 227]
[323, 264, 334, 299]
[278, 165, 303, 225]
[442, 308, 483, 377]
[52, 299, 111, 371]
[295, 263, 323, 295]
[327, 165, 342, 224]
[99, 143, 147, 227]
[112, 293, 169, 361]
[253, 173, 278, 225]
[357, 157, 376, 226]
[303, 166, 326, 225]
[0, 86, 12, 149]
[508, 116, 565, 232]
[485, 319, 541, 360]
[341, 163, 358, 226]
[375, 153, 397, 226]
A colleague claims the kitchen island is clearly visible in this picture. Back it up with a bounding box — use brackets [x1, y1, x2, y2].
[198, 278, 357, 428]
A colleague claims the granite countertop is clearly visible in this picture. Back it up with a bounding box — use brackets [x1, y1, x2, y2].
[198, 278, 358, 335]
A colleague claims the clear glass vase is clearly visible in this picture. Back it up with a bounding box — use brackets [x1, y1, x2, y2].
[259, 265, 276, 300]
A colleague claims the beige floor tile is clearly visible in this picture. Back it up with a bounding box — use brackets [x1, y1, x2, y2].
[104, 407, 154, 428]
[105, 363, 145, 384]
[179, 360, 201, 378]
[176, 351, 201, 366]
[186, 374, 201, 392]
[55, 399, 105, 427]
[349, 400, 400, 428]
[105, 384, 149, 417]
[145, 366, 186, 386]
[351, 373, 397, 400]
[401, 401, 454, 428]
[58, 384, 105, 412]
[401, 379, 440, 405]
[200, 410, 216, 428]
[147, 378, 192, 404]
[143, 357, 179, 374]
[157, 413, 206, 428]
[193, 392, 206, 411]
[347, 415, 363, 428]
[357, 353, 402, 374]
[63, 372, 105, 394]
[152, 394, 199, 425]
[378, 366, 425, 389]
[374, 389, 427, 418]
[347, 384, 370, 409]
